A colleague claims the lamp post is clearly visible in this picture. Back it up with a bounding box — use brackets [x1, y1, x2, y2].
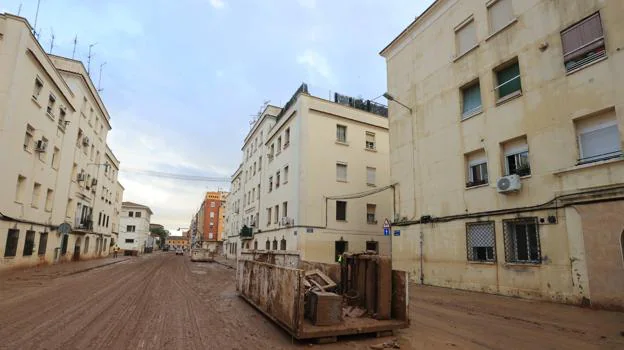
[383, 92, 413, 114]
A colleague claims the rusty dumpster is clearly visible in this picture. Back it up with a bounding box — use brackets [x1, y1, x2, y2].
[236, 253, 409, 341]
[190, 248, 215, 262]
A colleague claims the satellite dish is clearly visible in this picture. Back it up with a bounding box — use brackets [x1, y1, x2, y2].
[58, 222, 72, 235]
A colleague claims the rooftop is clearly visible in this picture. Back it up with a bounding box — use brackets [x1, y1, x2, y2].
[122, 201, 154, 215]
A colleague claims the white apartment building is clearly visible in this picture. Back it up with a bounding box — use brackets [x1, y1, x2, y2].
[119, 202, 152, 255]
[226, 84, 392, 264]
[225, 166, 243, 258]
[0, 14, 121, 270]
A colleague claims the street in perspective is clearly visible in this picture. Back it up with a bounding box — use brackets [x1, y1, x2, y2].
[1, 0, 623, 349]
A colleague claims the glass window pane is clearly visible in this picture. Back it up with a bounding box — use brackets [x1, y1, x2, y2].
[462, 83, 482, 115]
[497, 63, 521, 98]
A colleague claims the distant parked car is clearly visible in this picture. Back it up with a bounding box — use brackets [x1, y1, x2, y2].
[175, 247, 184, 255]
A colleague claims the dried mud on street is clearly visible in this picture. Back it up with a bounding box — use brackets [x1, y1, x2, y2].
[0, 253, 622, 350]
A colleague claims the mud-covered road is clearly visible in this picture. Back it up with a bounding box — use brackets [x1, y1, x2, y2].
[0, 252, 622, 349]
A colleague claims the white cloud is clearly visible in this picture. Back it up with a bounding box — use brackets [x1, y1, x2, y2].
[296, 49, 335, 85]
[209, 0, 225, 9]
[298, 0, 317, 9]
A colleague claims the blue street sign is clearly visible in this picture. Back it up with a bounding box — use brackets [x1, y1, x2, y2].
[393, 230, 401, 236]
[384, 228, 390, 236]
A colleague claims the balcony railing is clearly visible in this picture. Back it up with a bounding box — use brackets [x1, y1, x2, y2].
[240, 225, 253, 239]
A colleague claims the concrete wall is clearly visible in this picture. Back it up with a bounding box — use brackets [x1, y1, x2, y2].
[382, 0, 624, 307]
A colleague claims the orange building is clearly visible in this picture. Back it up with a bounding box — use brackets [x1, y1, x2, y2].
[201, 191, 227, 242]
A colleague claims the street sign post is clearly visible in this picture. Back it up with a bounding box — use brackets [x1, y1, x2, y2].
[383, 219, 391, 236]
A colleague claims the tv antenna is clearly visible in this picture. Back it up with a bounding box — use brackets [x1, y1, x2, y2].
[72, 35, 78, 59]
[17, 3, 23, 16]
[249, 100, 270, 126]
[87, 42, 97, 75]
[33, 0, 41, 36]
[49, 27, 55, 54]
[97, 62, 107, 92]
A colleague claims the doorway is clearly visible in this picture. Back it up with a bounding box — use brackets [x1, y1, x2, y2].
[60, 235, 69, 255]
[72, 237, 81, 261]
[335, 240, 348, 262]
[366, 240, 379, 253]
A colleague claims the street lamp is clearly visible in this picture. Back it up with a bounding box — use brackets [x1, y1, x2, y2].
[383, 92, 413, 114]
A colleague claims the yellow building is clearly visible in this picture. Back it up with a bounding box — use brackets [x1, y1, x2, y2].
[166, 236, 189, 250]
[380, 0, 624, 309]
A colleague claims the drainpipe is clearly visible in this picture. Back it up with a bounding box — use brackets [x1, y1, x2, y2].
[419, 224, 424, 284]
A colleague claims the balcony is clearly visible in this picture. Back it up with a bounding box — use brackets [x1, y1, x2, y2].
[74, 218, 93, 231]
[240, 225, 253, 240]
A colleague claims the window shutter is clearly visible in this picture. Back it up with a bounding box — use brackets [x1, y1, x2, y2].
[489, 0, 513, 33]
[366, 167, 376, 185]
[366, 132, 375, 144]
[462, 83, 482, 116]
[337, 163, 347, 181]
[503, 137, 528, 156]
[456, 20, 477, 55]
[562, 13, 604, 61]
[580, 125, 621, 160]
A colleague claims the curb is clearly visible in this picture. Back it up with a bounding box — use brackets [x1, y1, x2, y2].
[66, 258, 130, 276]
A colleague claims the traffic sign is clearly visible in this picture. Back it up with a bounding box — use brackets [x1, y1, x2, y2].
[384, 228, 390, 236]
[383, 219, 390, 228]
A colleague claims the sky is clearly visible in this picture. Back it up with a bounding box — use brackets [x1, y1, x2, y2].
[2, 0, 433, 232]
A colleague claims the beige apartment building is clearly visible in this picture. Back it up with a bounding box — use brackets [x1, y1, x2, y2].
[380, 0, 624, 309]
[0, 14, 122, 270]
[225, 166, 243, 258]
[226, 84, 392, 264]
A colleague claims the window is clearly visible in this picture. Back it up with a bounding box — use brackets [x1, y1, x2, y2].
[38, 232, 48, 256]
[272, 239, 278, 250]
[98, 212, 103, 226]
[283, 166, 289, 184]
[258, 156, 262, 170]
[76, 129, 83, 148]
[455, 18, 477, 56]
[335, 240, 348, 262]
[466, 222, 496, 262]
[32, 183, 41, 208]
[488, 0, 514, 34]
[211, 202, 216, 208]
[252, 188, 256, 201]
[46, 94, 56, 116]
[66, 199, 73, 218]
[125, 239, 134, 243]
[495, 60, 522, 100]
[135, 211, 142, 218]
[575, 109, 622, 164]
[284, 128, 290, 147]
[106, 216, 109, 228]
[274, 205, 279, 224]
[280, 238, 286, 250]
[23, 231, 35, 256]
[52, 147, 60, 169]
[267, 207, 272, 225]
[126, 225, 136, 232]
[366, 241, 379, 253]
[504, 218, 541, 263]
[276, 171, 280, 189]
[336, 163, 347, 182]
[58, 109, 67, 129]
[210, 212, 215, 218]
[336, 125, 347, 143]
[336, 201, 347, 221]
[15, 175, 26, 203]
[266, 239, 270, 250]
[269, 176, 273, 192]
[365, 132, 376, 150]
[277, 137, 282, 153]
[24, 124, 34, 151]
[366, 167, 376, 186]
[561, 12, 606, 72]
[253, 162, 257, 175]
[45, 189, 54, 212]
[269, 144, 275, 160]
[367, 204, 376, 224]
[503, 137, 531, 176]
[283, 201, 288, 218]
[466, 151, 488, 187]
[461, 81, 482, 118]
[129, 211, 134, 217]
[4, 229, 19, 257]
[33, 78, 43, 100]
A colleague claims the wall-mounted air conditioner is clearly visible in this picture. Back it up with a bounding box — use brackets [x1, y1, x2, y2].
[496, 174, 521, 193]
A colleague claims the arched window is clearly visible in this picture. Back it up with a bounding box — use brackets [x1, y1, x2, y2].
[272, 239, 278, 250]
[254, 241, 258, 250]
[280, 238, 286, 250]
[266, 239, 270, 250]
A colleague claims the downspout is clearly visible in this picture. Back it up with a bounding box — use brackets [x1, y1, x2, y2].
[420, 224, 424, 284]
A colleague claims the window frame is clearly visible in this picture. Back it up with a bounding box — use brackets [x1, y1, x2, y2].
[460, 80, 483, 119]
[494, 59, 522, 103]
[455, 16, 478, 58]
[503, 217, 541, 264]
[366, 203, 377, 224]
[336, 201, 347, 221]
[365, 132, 376, 150]
[561, 12, 606, 73]
[336, 124, 347, 143]
[575, 112, 622, 164]
[466, 221, 496, 262]
[336, 162, 348, 182]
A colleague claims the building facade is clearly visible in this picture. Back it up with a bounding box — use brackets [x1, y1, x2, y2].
[166, 236, 189, 250]
[118, 202, 152, 255]
[225, 166, 243, 258]
[0, 14, 121, 270]
[381, 0, 624, 309]
[226, 84, 392, 264]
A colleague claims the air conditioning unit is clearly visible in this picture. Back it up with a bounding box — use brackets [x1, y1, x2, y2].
[77, 172, 86, 181]
[35, 139, 48, 152]
[497, 174, 522, 193]
[281, 217, 293, 226]
[82, 136, 90, 146]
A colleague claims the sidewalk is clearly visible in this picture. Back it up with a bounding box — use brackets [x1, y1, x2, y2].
[213, 255, 236, 269]
[0, 255, 131, 282]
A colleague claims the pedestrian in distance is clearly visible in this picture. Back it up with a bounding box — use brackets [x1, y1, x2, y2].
[113, 245, 119, 258]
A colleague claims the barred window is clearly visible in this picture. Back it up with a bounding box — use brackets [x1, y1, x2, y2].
[503, 218, 541, 264]
[466, 222, 496, 262]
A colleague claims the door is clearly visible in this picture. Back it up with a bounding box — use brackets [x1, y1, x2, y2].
[72, 237, 81, 261]
[60, 235, 69, 255]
